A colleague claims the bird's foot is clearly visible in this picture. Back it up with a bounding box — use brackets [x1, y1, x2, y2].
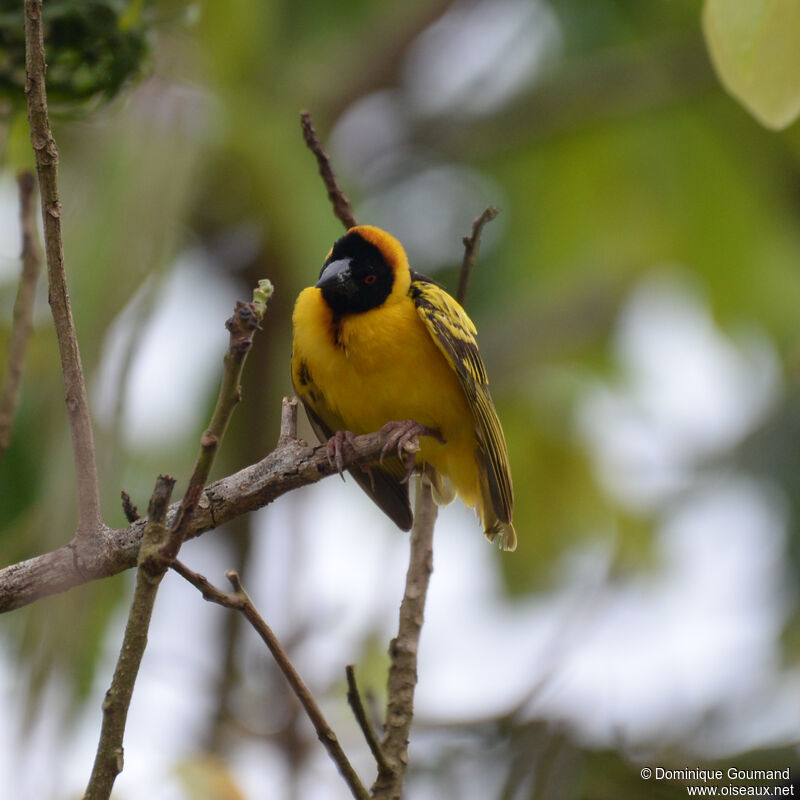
[361, 463, 377, 492]
[326, 430, 361, 481]
[325, 431, 380, 490]
[379, 420, 445, 479]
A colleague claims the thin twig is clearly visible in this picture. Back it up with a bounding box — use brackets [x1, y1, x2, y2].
[278, 395, 299, 444]
[160, 285, 271, 561]
[83, 474, 176, 800]
[173, 562, 371, 800]
[0, 412, 432, 614]
[120, 490, 140, 523]
[457, 206, 499, 306]
[300, 110, 358, 230]
[24, 0, 102, 538]
[205, 512, 250, 752]
[346, 664, 390, 774]
[0, 172, 42, 459]
[373, 477, 438, 799]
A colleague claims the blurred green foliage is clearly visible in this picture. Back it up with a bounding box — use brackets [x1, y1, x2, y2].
[0, 0, 151, 107]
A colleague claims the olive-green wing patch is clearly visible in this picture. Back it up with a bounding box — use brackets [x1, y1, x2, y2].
[410, 278, 514, 524]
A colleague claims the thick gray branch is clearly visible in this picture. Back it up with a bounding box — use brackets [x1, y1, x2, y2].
[0, 422, 421, 613]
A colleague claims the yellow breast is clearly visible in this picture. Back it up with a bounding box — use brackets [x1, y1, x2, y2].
[291, 287, 480, 504]
[294, 286, 466, 427]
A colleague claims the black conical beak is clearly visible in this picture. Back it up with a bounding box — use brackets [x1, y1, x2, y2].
[316, 258, 353, 292]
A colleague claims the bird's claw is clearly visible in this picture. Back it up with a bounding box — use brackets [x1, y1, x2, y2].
[326, 430, 361, 481]
[379, 420, 444, 477]
[362, 463, 377, 492]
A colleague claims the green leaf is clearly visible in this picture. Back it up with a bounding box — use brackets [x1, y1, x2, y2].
[702, 0, 800, 129]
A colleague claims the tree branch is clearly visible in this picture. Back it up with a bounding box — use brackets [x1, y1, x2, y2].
[173, 562, 371, 800]
[24, 0, 102, 538]
[0, 417, 427, 613]
[160, 290, 270, 562]
[0, 171, 42, 459]
[372, 207, 499, 798]
[84, 283, 272, 799]
[83, 475, 176, 800]
[346, 664, 390, 775]
[457, 206, 499, 306]
[120, 490, 140, 523]
[300, 110, 358, 229]
[278, 394, 299, 443]
[372, 478, 438, 799]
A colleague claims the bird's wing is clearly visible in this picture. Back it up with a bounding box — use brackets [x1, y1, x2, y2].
[409, 276, 514, 525]
[293, 368, 413, 531]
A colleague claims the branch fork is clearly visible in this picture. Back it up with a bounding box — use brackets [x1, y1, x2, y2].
[84, 284, 271, 800]
[173, 563, 372, 800]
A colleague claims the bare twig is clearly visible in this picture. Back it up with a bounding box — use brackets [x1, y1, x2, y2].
[373, 478, 438, 799]
[346, 664, 390, 774]
[205, 513, 251, 752]
[457, 206, 499, 306]
[24, 0, 102, 538]
[278, 395, 299, 443]
[0, 172, 42, 459]
[0, 415, 432, 613]
[300, 110, 358, 229]
[120, 490, 139, 523]
[160, 290, 270, 561]
[83, 474, 176, 800]
[173, 562, 371, 800]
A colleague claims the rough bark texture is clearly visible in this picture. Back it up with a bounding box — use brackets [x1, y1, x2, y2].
[372, 479, 438, 799]
[83, 476, 175, 800]
[24, 0, 102, 537]
[0, 424, 419, 613]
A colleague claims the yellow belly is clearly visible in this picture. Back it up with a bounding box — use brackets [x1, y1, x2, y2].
[292, 287, 481, 508]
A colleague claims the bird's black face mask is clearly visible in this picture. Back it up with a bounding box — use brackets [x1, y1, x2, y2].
[317, 231, 394, 315]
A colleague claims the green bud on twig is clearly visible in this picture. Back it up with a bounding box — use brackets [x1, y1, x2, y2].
[252, 279, 274, 321]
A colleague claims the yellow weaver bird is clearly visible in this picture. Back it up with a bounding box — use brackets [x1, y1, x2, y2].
[291, 225, 516, 551]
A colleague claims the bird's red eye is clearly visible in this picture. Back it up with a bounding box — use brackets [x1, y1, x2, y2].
[364, 274, 377, 285]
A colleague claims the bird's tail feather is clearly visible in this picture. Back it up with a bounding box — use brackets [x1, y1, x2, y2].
[426, 466, 456, 506]
[483, 520, 517, 552]
[477, 464, 517, 551]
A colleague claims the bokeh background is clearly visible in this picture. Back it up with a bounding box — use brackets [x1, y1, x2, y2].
[1, 0, 800, 797]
